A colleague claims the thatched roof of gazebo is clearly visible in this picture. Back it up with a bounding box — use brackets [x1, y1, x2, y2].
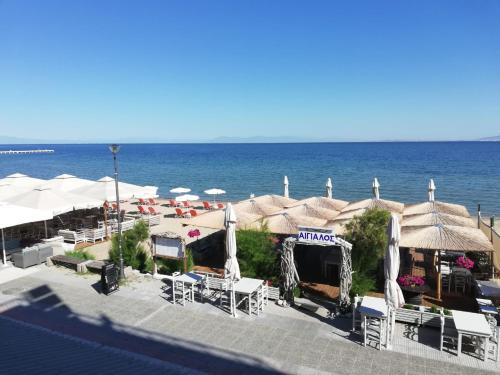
[400, 224, 493, 252]
[402, 212, 476, 228]
[403, 201, 470, 218]
[234, 199, 281, 216]
[286, 196, 349, 212]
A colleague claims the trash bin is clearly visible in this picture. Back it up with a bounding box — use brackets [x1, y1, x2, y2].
[101, 263, 119, 295]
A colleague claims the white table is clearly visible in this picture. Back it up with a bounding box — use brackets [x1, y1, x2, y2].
[452, 310, 492, 361]
[232, 277, 264, 316]
[359, 296, 388, 350]
[170, 272, 205, 305]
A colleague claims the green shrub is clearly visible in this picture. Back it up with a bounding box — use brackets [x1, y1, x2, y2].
[109, 221, 152, 273]
[344, 208, 391, 295]
[350, 272, 376, 297]
[65, 250, 95, 261]
[293, 286, 301, 298]
[236, 228, 278, 281]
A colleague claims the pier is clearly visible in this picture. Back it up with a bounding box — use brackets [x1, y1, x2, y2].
[0, 149, 54, 155]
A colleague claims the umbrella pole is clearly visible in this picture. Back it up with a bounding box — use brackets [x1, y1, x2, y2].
[44, 221, 48, 238]
[2, 228, 6, 265]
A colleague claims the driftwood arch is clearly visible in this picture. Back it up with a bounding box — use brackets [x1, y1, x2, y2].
[279, 236, 353, 313]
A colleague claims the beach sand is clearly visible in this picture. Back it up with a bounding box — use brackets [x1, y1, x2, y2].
[83, 198, 221, 260]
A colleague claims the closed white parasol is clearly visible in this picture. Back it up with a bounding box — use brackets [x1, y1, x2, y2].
[384, 214, 405, 348]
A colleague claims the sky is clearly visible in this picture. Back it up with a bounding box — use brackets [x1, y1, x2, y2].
[0, 0, 499, 142]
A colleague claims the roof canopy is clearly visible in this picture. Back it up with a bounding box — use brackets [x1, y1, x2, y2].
[402, 212, 475, 228]
[403, 201, 470, 218]
[44, 174, 95, 192]
[286, 196, 349, 212]
[0, 202, 53, 229]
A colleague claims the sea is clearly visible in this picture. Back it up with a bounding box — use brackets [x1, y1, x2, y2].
[0, 142, 499, 216]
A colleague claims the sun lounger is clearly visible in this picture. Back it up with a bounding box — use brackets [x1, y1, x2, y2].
[168, 199, 179, 207]
[203, 201, 213, 210]
[217, 203, 224, 209]
[148, 198, 157, 205]
[138, 198, 147, 205]
[148, 206, 158, 215]
[112, 203, 118, 211]
[189, 209, 198, 217]
[138, 205, 147, 215]
[175, 208, 189, 218]
[182, 201, 190, 208]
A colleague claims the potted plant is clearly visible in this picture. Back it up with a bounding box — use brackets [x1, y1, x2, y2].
[398, 275, 429, 305]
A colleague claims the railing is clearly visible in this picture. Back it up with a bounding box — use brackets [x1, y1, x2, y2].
[478, 214, 500, 276]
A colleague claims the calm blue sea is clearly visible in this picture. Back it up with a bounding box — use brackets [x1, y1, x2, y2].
[0, 142, 499, 216]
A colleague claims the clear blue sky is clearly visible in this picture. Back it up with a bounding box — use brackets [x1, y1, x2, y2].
[0, 0, 499, 142]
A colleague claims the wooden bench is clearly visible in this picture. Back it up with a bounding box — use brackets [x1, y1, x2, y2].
[47, 255, 86, 271]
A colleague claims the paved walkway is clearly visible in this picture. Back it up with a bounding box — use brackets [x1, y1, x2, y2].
[0, 266, 498, 375]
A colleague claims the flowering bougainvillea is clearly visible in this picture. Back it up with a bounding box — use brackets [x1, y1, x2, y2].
[188, 229, 201, 238]
[397, 274, 426, 287]
[455, 256, 474, 270]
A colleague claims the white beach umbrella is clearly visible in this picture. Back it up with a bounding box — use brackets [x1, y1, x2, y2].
[44, 174, 95, 192]
[175, 194, 200, 202]
[170, 187, 191, 194]
[72, 176, 137, 201]
[428, 179, 436, 202]
[5, 186, 103, 215]
[0, 202, 52, 264]
[133, 185, 159, 199]
[283, 176, 289, 198]
[372, 178, 380, 200]
[326, 178, 333, 199]
[384, 214, 405, 348]
[204, 188, 226, 203]
[224, 203, 240, 281]
[0, 183, 33, 201]
[0, 173, 45, 189]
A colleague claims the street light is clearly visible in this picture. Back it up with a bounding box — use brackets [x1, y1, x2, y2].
[109, 144, 125, 279]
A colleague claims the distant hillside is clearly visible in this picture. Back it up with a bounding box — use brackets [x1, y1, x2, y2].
[478, 135, 500, 141]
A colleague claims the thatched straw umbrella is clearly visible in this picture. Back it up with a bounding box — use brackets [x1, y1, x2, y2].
[183, 208, 261, 230]
[402, 212, 476, 228]
[234, 199, 281, 216]
[400, 225, 493, 252]
[249, 212, 327, 235]
[403, 201, 470, 218]
[401, 224, 493, 300]
[245, 194, 297, 209]
[341, 198, 404, 215]
[286, 196, 349, 212]
[281, 203, 339, 221]
[404, 179, 470, 218]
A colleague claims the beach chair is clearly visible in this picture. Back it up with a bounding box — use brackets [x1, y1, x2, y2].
[217, 203, 224, 209]
[112, 203, 118, 211]
[203, 201, 213, 210]
[148, 206, 158, 215]
[138, 198, 147, 205]
[189, 209, 198, 217]
[138, 205, 147, 215]
[175, 208, 189, 218]
[169, 199, 179, 207]
[148, 198, 157, 205]
[182, 201, 191, 208]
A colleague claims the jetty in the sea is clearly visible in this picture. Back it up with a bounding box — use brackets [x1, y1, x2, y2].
[0, 149, 54, 155]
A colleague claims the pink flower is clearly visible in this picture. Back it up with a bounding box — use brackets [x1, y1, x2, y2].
[188, 229, 201, 238]
[398, 274, 426, 287]
[455, 256, 474, 270]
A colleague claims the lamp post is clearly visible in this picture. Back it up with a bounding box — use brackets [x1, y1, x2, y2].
[109, 144, 125, 279]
